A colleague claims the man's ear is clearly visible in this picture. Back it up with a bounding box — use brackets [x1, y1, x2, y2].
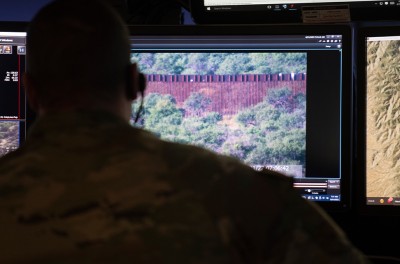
[126, 63, 139, 100]
[23, 73, 40, 112]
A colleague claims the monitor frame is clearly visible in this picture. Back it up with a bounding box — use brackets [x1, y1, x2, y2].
[356, 25, 400, 216]
[0, 22, 27, 31]
[0, 22, 33, 152]
[190, 0, 400, 24]
[128, 24, 353, 212]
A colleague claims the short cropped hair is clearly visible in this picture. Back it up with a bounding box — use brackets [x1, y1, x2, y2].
[26, 0, 131, 107]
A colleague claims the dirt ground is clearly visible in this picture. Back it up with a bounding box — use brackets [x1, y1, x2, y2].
[366, 110, 397, 197]
[365, 39, 400, 198]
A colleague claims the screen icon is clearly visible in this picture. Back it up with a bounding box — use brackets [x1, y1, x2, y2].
[17, 46, 26, 55]
[2, 45, 12, 54]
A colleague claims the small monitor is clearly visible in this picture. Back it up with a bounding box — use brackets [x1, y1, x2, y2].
[0, 22, 28, 157]
[191, 0, 400, 24]
[0, 1, 53, 22]
[356, 25, 400, 215]
[128, 24, 353, 212]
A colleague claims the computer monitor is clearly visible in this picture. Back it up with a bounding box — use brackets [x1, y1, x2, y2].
[0, 1, 53, 22]
[128, 24, 353, 212]
[190, 0, 400, 24]
[356, 25, 400, 215]
[0, 22, 28, 157]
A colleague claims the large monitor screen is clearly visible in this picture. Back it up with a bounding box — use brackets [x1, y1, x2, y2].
[0, 22, 28, 157]
[191, 0, 400, 23]
[129, 25, 352, 211]
[357, 25, 400, 214]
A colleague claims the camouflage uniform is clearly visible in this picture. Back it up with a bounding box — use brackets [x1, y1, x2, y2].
[0, 111, 369, 264]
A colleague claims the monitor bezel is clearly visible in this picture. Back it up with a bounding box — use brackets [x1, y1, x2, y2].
[0, 22, 34, 145]
[128, 24, 353, 212]
[356, 25, 400, 216]
[190, 1, 400, 24]
[0, 22, 28, 34]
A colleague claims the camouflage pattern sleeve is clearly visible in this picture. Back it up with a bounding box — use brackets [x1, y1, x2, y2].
[206, 165, 371, 264]
[0, 111, 371, 263]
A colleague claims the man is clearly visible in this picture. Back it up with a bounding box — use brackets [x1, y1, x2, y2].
[0, 0, 370, 263]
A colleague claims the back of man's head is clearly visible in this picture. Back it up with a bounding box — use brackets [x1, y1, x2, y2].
[26, 0, 131, 108]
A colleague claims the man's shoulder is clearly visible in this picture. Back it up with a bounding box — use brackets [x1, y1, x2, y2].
[157, 138, 250, 172]
[104, 126, 292, 189]
[158, 139, 293, 191]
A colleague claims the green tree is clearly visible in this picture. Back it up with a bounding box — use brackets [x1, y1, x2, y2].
[132, 93, 184, 141]
[266, 87, 295, 112]
[235, 108, 256, 127]
[215, 53, 252, 75]
[182, 53, 210, 75]
[249, 53, 306, 73]
[178, 112, 227, 152]
[152, 53, 188, 74]
[233, 87, 306, 166]
[220, 130, 256, 160]
[267, 130, 306, 164]
[184, 92, 212, 116]
[130, 53, 155, 74]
